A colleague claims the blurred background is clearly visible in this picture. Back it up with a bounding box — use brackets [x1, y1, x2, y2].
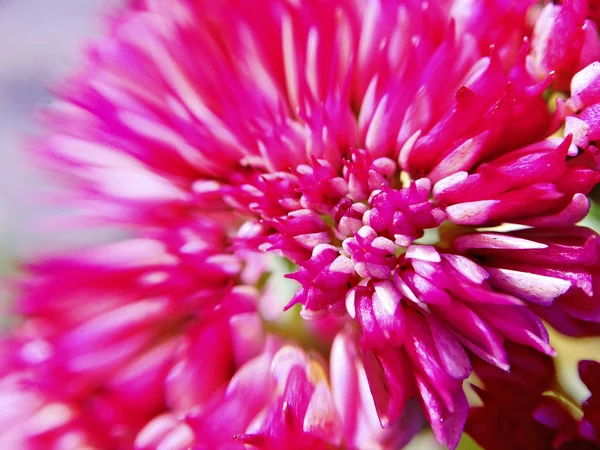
[0, 0, 122, 257]
[0, 1, 599, 449]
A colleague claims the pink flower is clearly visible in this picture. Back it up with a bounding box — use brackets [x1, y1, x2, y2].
[0, 370, 126, 449]
[468, 344, 600, 449]
[2, 0, 600, 448]
[529, 0, 600, 90]
[136, 332, 422, 449]
[1, 218, 266, 447]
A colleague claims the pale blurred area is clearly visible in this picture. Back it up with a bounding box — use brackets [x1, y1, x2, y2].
[0, 0, 122, 257]
[0, 2, 597, 450]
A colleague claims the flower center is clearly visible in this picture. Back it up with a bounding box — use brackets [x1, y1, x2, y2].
[227, 147, 458, 324]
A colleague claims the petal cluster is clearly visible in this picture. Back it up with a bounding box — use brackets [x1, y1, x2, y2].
[468, 343, 600, 449]
[456, 226, 600, 336]
[2, 0, 600, 449]
[133, 332, 422, 449]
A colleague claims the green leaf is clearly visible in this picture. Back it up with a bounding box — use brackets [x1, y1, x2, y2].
[457, 433, 483, 450]
[580, 200, 600, 232]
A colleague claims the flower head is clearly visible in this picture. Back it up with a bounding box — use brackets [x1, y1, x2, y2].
[2, 0, 600, 448]
[468, 344, 600, 450]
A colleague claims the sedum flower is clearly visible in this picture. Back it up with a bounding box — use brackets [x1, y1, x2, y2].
[468, 343, 600, 449]
[2, 0, 600, 449]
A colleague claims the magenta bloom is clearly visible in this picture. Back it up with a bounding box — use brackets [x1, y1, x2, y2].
[468, 343, 600, 449]
[3, 0, 600, 448]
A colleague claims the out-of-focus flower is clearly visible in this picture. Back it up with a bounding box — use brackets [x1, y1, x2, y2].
[136, 331, 424, 450]
[580, 360, 600, 440]
[529, 0, 600, 90]
[468, 344, 600, 450]
[0, 218, 266, 447]
[1, 0, 600, 448]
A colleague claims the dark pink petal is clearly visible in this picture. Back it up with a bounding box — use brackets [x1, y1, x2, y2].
[426, 315, 472, 381]
[474, 306, 554, 356]
[404, 310, 465, 412]
[432, 301, 508, 370]
[164, 321, 233, 413]
[416, 375, 468, 450]
[361, 346, 414, 428]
